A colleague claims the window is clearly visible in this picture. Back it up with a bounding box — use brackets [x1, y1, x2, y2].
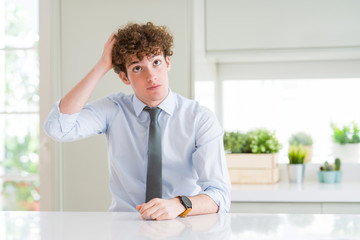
[195, 61, 360, 163]
[0, 0, 39, 210]
[221, 78, 360, 163]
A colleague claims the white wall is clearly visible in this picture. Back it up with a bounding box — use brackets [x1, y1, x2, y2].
[56, 0, 192, 211]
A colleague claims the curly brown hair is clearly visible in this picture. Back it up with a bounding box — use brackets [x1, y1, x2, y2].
[112, 22, 174, 75]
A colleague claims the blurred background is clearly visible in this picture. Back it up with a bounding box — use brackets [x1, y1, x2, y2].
[0, 0, 359, 212]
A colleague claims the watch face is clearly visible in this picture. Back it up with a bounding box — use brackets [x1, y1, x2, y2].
[181, 196, 192, 208]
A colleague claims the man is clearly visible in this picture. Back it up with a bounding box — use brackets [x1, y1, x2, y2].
[44, 22, 231, 220]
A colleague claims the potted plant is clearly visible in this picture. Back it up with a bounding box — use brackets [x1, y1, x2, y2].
[223, 131, 251, 154]
[289, 131, 313, 162]
[224, 128, 281, 168]
[331, 122, 360, 163]
[247, 128, 282, 154]
[224, 128, 281, 184]
[318, 158, 342, 183]
[287, 145, 307, 184]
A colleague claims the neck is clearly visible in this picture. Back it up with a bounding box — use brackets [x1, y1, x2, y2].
[139, 89, 170, 108]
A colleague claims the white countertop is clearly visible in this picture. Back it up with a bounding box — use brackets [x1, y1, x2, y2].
[1, 211, 360, 239]
[231, 181, 360, 202]
[231, 163, 360, 203]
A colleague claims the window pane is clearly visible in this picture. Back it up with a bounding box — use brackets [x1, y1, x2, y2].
[3, 0, 39, 48]
[0, 114, 39, 175]
[1, 50, 39, 112]
[1, 180, 39, 211]
[0, 0, 40, 212]
[195, 81, 215, 113]
[222, 78, 360, 163]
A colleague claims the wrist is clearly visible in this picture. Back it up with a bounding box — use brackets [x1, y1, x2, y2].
[177, 195, 192, 217]
[174, 197, 186, 214]
[95, 60, 112, 75]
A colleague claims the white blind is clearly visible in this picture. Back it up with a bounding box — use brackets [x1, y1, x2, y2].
[218, 60, 360, 81]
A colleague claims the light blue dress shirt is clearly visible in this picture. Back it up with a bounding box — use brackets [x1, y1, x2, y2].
[44, 90, 231, 213]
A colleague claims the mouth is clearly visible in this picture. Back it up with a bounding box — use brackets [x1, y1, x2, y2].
[147, 85, 161, 90]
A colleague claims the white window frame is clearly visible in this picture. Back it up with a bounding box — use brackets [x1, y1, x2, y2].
[39, 0, 62, 211]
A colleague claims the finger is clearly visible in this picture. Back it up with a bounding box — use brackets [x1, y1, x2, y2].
[141, 207, 157, 220]
[107, 32, 115, 43]
[140, 201, 160, 219]
[138, 199, 158, 214]
[149, 207, 165, 220]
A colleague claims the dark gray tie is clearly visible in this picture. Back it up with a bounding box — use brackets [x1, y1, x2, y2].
[144, 107, 162, 202]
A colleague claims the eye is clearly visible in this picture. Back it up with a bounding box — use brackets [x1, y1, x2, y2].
[153, 59, 161, 66]
[133, 66, 142, 73]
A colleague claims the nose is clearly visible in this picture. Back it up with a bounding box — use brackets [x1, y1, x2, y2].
[146, 68, 157, 84]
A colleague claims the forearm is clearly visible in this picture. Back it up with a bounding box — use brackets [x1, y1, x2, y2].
[173, 194, 219, 216]
[59, 62, 108, 114]
[59, 33, 116, 114]
[188, 194, 219, 216]
[136, 194, 219, 221]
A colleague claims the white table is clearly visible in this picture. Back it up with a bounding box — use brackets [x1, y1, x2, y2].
[1, 211, 360, 239]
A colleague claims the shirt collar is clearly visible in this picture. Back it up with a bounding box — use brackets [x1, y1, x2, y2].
[132, 89, 175, 117]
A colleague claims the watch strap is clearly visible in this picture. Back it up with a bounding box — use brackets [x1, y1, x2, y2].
[179, 208, 192, 217]
[177, 195, 192, 217]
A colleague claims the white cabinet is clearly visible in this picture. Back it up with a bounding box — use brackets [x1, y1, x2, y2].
[230, 202, 360, 214]
[205, 0, 360, 52]
[322, 203, 360, 214]
[230, 202, 322, 214]
[230, 180, 360, 214]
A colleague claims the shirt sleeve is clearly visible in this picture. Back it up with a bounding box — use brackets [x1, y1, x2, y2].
[191, 108, 231, 213]
[43, 98, 115, 142]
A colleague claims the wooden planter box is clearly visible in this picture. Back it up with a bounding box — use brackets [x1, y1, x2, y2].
[227, 153, 278, 168]
[226, 153, 280, 184]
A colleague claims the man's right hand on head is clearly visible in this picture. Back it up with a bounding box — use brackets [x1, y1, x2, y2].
[97, 32, 116, 72]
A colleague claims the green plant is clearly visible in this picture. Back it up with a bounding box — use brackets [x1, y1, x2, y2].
[320, 158, 341, 171]
[334, 158, 341, 171]
[223, 128, 281, 154]
[331, 122, 360, 145]
[288, 145, 307, 164]
[247, 128, 281, 154]
[223, 131, 251, 153]
[289, 132, 313, 146]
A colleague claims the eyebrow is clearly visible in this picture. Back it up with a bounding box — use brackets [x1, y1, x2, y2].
[127, 55, 160, 68]
[127, 60, 140, 68]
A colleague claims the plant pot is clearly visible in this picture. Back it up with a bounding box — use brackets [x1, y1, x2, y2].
[226, 153, 280, 184]
[318, 171, 342, 183]
[332, 142, 360, 163]
[226, 153, 278, 168]
[287, 164, 305, 184]
[335, 171, 342, 183]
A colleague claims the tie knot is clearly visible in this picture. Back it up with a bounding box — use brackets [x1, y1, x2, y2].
[144, 106, 161, 121]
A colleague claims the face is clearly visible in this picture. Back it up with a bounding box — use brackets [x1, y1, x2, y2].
[119, 54, 171, 108]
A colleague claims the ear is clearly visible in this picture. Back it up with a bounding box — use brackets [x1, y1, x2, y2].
[119, 72, 131, 85]
[165, 56, 171, 71]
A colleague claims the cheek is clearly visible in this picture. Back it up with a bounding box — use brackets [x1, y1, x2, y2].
[128, 74, 141, 84]
[159, 67, 169, 76]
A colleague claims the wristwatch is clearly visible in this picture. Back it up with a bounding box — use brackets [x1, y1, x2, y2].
[177, 195, 192, 217]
